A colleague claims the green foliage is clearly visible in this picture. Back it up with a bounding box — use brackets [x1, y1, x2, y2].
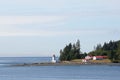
[59, 40, 81, 61]
[95, 44, 102, 50]
[80, 52, 87, 59]
[88, 40, 120, 62]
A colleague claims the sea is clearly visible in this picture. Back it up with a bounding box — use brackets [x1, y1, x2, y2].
[0, 57, 120, 80]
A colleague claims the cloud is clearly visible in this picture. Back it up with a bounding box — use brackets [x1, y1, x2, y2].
[0, 15, 68, 36]
[0, 16, 66, 25]
[0, 0, 65, 5]
[0, 27, 108, 37]
[0, 28, 63, 36]
[1, 0, 120, 14]
[0, 0, 120, 17]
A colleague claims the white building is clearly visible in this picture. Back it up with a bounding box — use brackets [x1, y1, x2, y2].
[93, 56, 96, 60]
[85, 56, 92, 60]
[52, 54, 56, 63]
[92, 56, 105, 60]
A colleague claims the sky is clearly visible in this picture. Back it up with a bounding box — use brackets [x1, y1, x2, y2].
[0, 0, 120, 57]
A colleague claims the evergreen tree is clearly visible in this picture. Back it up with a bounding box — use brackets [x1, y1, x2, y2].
[59, 40, 81, 61]
[96, 44, 102, 50]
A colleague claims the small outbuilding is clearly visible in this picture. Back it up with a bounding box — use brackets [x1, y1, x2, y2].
[93, 56, 97, 60]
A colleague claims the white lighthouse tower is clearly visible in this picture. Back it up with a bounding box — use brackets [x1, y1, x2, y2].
[52, 54, 56, 63]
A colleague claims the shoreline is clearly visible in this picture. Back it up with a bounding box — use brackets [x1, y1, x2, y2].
[10, 61, 120, 67]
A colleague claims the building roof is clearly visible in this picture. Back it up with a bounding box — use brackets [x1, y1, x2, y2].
[94, 56, 108, 59]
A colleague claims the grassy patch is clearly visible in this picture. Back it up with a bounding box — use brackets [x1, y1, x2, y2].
[90, 59, 112, 63]
[71, 59, 112, 63]
[71, 59, 82, 62]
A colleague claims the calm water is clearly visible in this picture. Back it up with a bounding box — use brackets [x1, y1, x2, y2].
[0, 57, 120, 80]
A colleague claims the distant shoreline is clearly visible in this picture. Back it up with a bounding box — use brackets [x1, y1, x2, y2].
[9, 59, 120, 67]
[10, 61, 120, 67]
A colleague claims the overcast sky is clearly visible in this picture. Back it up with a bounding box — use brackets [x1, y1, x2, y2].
[0, 0, 120, 57]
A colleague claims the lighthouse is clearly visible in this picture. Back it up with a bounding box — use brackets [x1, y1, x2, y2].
[52, 54, 56, 63]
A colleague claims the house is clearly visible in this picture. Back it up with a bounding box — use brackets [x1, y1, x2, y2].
[93, 56, 108, 60]
[82, 56, 92, 63]
[85, 56, 92, 60]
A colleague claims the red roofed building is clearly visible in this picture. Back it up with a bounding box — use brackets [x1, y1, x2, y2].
[93, 56, 108, 60]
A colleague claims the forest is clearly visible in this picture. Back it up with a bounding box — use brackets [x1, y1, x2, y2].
[88, 40, 120, 62]
[59, 40, 120, 63]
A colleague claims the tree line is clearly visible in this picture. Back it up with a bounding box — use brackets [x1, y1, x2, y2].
[59, 40, 120, 63]
[88, 40, 120, 62]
